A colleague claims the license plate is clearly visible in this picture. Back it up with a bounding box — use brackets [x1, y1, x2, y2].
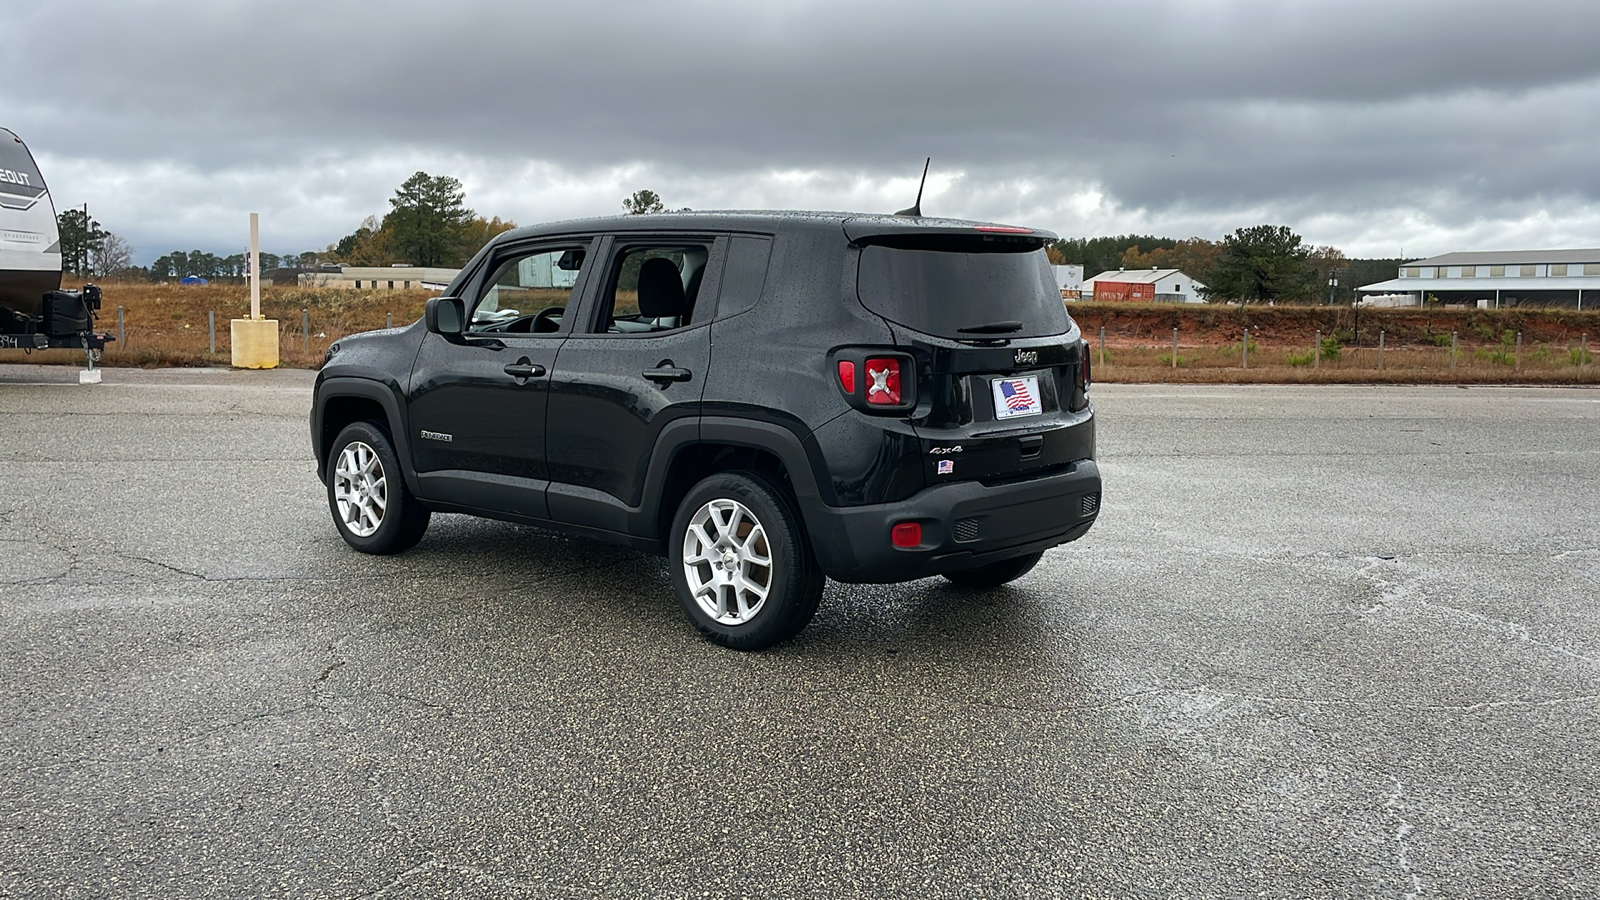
[991, 375, 1042, 419]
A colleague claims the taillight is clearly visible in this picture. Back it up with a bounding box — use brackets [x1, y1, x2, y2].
[891, 521, 922, 548]
[829, 348, 915, 412]
[1082, 346, 1092, 391]
[837, 360, 856, 394]
[864, 358, 901, 405]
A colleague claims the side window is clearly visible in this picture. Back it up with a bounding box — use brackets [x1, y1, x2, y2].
[469, 245, 587, 333]
[589, 243, 713, 335]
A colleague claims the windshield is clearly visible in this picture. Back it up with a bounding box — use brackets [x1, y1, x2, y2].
[857, 239, 1070, 339]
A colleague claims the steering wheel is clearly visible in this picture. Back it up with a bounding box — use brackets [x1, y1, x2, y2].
[532, 306, 565, 333]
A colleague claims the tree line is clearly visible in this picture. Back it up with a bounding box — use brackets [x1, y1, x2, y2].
[59, 171, 519, 283]
[64, 177, 1399, 302]
[125, 182, 676, 282]
[1050, 226, 1402, 305]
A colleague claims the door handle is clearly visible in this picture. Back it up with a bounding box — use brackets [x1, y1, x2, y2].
[504, 361, 546, 381]
[643, 365, 692, 386]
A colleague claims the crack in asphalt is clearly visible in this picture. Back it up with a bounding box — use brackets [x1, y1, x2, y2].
[349, 764, 570, 900]
[1351, 557, 1598, 667]
[315, 660, 346, 683]
[116, 553, 207, 580]
[1416, 598, 1600, 667]
[1385, 776, 1425, 900]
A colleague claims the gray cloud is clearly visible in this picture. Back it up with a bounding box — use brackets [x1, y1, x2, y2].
[7, 0, 1600, 260]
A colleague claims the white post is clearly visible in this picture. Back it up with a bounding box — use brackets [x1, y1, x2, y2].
[231, 212, 278, 368]
[249, 212, 261, 320]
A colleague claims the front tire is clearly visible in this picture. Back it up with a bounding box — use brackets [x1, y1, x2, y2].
[669, 471, 823, 650]
[942, 551, 1043, 589]
[326, 420, 430, 555]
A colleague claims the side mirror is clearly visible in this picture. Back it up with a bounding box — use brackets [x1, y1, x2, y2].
[425, 296, 465, 335]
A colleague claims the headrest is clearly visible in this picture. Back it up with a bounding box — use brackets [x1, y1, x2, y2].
[637, 257, 687, 319]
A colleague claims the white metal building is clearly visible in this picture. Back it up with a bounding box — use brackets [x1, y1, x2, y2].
[1357, 249, 1600, 310]
[1052, 264, 1084, 299]
[299, 265, 462, 291]
[1080, 267, 1207, 304]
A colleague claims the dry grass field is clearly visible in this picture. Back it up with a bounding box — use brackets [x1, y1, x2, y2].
[6, 283, 1598, 384]
[1073, 301, 1599, 384]
[11, 282, 432, 368]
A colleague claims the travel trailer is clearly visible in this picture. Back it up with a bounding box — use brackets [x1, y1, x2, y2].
[0, 127, 109, 362]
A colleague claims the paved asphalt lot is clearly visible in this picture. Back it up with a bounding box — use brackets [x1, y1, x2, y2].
[1, 364, 1596, 899]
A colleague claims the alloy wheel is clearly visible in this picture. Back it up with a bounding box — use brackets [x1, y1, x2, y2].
[333, 441, 387, 537]
[681, 498, 772, 625]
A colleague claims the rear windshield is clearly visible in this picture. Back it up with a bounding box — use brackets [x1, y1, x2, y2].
[857, 238, 1070, 339]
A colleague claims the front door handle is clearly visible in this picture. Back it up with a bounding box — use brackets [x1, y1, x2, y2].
[643, 365, 693, 386]
[504, 360, 546, 381]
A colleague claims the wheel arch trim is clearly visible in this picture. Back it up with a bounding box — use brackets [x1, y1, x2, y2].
[312, 377, 418, 494]
[638, 416, 831, 540]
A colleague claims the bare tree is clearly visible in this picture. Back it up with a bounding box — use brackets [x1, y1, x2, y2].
[92, 231, 135, 278]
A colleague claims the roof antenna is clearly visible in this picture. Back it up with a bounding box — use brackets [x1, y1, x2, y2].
[895, 158, 931, 217]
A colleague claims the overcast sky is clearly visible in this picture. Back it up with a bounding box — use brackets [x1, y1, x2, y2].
[9, 0, 1600, 264]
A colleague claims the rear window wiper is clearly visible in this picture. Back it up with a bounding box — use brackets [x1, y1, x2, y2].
[957, 320, 1023, 334]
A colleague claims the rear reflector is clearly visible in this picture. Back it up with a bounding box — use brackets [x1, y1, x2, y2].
[837, 360, 856, 394]
[865, 358, 901, 405]
[891, 521, 922, 548]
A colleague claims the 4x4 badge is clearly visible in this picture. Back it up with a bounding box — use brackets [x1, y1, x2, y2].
[1015, 349, 1038, 365]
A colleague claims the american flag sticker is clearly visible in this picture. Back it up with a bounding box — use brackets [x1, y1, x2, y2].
[991, 375, 1042, 419]
[937, 459, 954, 475]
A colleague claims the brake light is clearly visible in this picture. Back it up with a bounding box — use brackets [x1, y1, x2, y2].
[1083, 349, 1092, 391]
[837, 359, 856, 394]
[975, 225, 1033, 234]
[864, 358, 901, 405]
[891, 521, 922, 548]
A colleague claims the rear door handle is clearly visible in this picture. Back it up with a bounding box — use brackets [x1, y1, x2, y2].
[504, 361, 546, 381]
[643, 365, 693, 385]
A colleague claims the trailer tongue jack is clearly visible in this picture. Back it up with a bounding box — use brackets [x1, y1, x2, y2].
[0, 283, 116, 378]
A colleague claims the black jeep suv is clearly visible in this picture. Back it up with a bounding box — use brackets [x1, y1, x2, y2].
[311, 211, 1099, 649]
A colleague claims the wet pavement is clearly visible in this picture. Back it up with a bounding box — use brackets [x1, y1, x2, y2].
[2, 364, 1597, 898]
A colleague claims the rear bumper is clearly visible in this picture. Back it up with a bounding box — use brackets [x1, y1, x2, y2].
[802, 459, 1101, 584]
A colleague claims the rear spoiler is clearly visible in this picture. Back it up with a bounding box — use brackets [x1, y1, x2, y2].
[841, 215, 1055, 249]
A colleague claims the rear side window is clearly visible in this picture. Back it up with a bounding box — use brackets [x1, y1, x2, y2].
[857, 239, 1070, 339]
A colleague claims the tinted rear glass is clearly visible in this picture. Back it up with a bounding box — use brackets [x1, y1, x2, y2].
[857, 239, 1070, 339]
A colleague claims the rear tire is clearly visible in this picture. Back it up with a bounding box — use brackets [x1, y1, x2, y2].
[943, 551, 1044, 589]
[326, 420, 430, 555]
[669, 470, 823, 650]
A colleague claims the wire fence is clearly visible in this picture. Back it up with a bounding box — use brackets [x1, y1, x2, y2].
[1093, 325, 1595, 383]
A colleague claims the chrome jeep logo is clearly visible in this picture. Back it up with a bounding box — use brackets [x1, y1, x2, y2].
[1015, 349, 1038, 365]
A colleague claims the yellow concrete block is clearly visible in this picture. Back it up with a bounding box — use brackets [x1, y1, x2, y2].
[230, 318, 280, 369]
